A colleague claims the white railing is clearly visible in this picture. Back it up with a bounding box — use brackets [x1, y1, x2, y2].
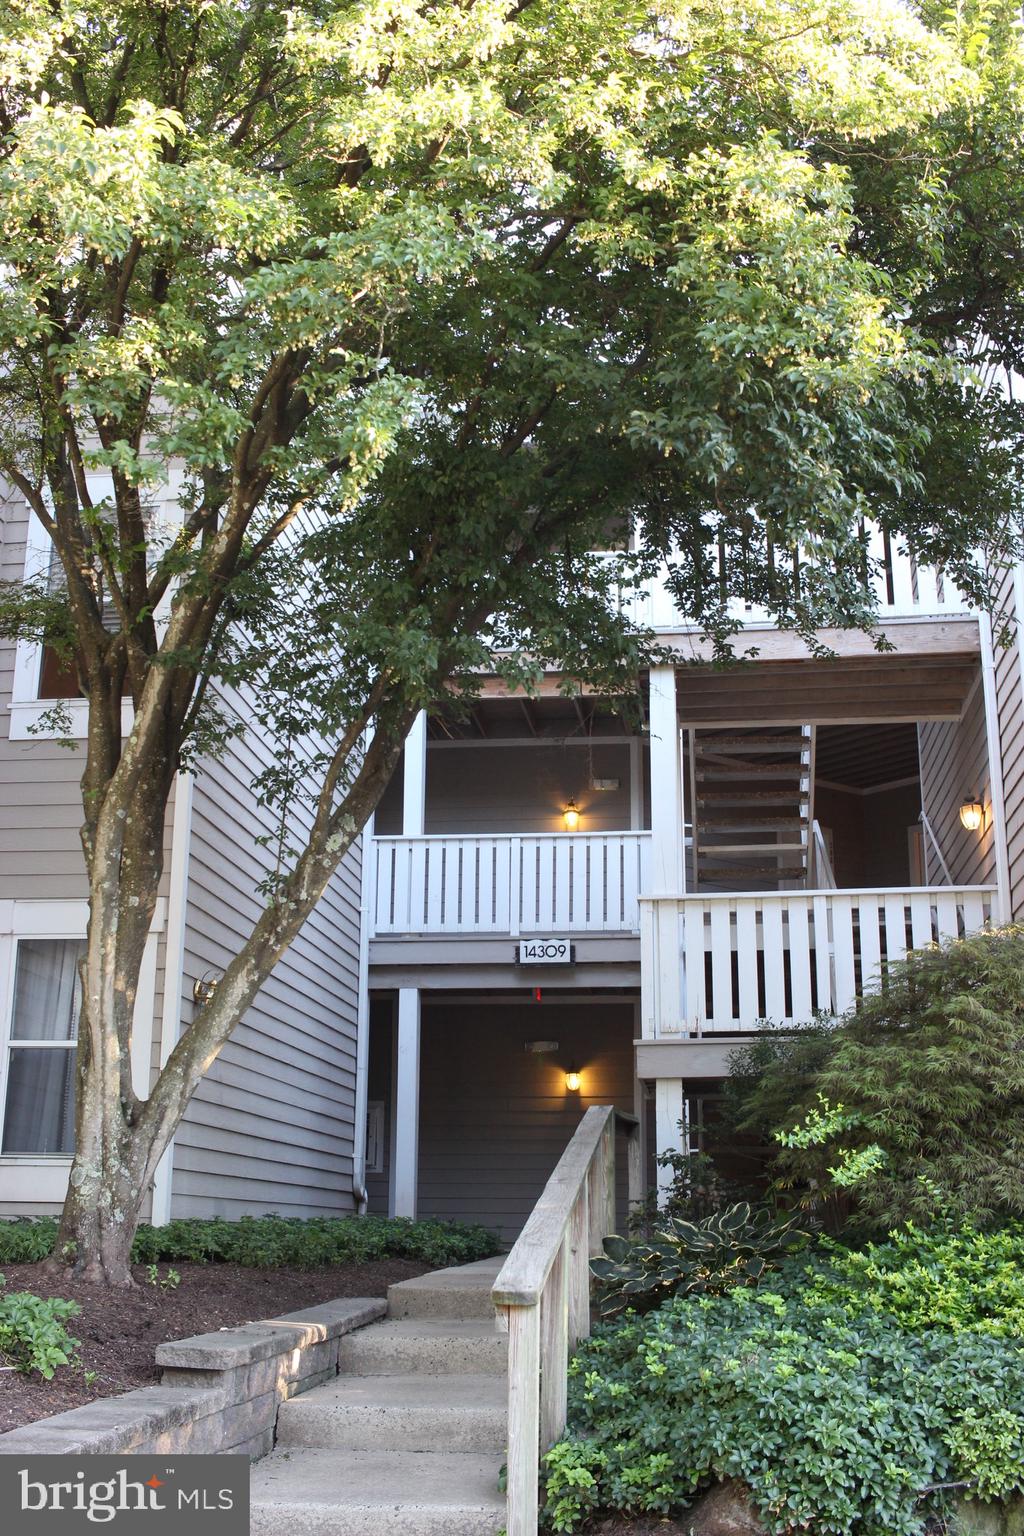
[492, 1105, 641, 1536]
[628, 533, 968, 632]
[640, 886, 996, 1036]
[372, 832, 652, 935]
[809, 820, 836, 889]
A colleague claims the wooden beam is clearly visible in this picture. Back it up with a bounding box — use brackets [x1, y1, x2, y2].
[667, 617, 980, 662]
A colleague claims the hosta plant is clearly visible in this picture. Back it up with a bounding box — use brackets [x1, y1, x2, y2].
[591, 1203, 807, 1318]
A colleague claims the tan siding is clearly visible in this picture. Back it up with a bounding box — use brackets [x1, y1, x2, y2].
[918, 666, 996, 888]
[172, 688, 363, 1219]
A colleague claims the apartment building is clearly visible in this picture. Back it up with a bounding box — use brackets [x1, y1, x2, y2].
[364, 547, 1023, 1243]
[2, 471, 1022, 1241]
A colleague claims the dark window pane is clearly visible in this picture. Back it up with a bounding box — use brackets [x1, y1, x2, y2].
[2, 1047, 76, 1155]
[37, 644, 83, 699]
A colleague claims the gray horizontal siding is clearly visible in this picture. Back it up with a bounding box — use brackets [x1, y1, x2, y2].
[993, 566, 1024, 918]
[918, 666, 996, 891]
[0, 495, 91, 899]
[414, 1000, 635, 1245]
[172, 685, 363, 1220]
[376, 742, 636, 836]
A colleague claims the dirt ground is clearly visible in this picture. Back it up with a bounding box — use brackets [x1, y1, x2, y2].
[0, 1256, 430, 1432]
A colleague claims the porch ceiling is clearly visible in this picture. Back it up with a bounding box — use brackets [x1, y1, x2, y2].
[675, 655, 978, 725]
[427, 694, 633, 741]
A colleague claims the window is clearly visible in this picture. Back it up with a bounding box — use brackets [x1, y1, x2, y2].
[2, 939, 83, 1155]
[8, 470, 170, 737]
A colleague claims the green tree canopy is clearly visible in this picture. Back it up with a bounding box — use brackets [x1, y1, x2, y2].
[0, 0, 1022, 1280]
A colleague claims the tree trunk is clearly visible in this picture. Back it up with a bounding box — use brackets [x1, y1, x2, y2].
[49, 702, 406, 1287]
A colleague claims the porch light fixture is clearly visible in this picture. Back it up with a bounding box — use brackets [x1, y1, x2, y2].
[563, 798, 581, 832]
[959, 795, 984, 833]
[565, 1065, 582, 1092]
[192, 972, 220, 1008]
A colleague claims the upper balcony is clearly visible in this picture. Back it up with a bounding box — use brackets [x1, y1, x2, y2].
[606, 526, 972, 638]
[372, 830, 652, 937]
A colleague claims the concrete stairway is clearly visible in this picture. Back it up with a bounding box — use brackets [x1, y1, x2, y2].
[250, 1257, 507, 1536]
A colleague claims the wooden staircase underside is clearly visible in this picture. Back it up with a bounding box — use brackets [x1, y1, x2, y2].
[677, 656, 977, 725]
[689, 725, 814, 893]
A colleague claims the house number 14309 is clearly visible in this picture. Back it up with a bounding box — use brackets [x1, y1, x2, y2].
[516, 940, 573, 964]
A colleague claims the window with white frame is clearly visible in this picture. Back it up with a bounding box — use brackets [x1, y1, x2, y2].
[1, 938, 84, 1156]
[8, 470, 168, 739]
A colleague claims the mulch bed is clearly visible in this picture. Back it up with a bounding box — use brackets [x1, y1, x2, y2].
[0, 1257, 430, 1434]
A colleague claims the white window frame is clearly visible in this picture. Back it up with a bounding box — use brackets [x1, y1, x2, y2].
[0, 898, 165, 1205]
[7, 467, 179, 741]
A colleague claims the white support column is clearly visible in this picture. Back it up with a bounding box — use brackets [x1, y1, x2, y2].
[649, 666, 683, 893]
[150, 770, 195, 1227]
[654, 1078, 685, 1203]
[403, 711, 427, 837]
[390, 987, 421, 1218]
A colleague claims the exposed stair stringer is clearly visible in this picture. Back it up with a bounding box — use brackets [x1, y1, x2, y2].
[688, 725, 816, 891]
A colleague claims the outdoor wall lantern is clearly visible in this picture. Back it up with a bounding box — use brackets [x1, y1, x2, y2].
[959, 795, 984, 833]
[563, 797, 581, 832]
[192, 972, 220, 1008]
[565, 1065, 582, 1092]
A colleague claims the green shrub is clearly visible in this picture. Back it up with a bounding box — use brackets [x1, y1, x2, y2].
[0, 1214, 499, 1269]
[729, 928, 1024, 1230]
[543, 1223, 1024, 1535]
[542, 1289, 1024, 1535]
[0, 1278, 80, 1378]
[591, 1203, 807, 1319]
[790, 1222, 1024, 1337]
[0, 1219, 59, 1263]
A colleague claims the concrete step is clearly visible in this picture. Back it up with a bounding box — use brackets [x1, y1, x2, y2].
[388, 1257, 503, 1321]
[250, 1446, 505, 1536]
[337, 1320, 508, 1377]
[277, 1372, 507, 1453]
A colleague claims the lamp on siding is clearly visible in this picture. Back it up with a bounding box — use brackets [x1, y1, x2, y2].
[959, 795, 984, 833]
[565, 1064, 582, 1092]
[563, 797, 581, 832]
[192, 972, 220, 1008]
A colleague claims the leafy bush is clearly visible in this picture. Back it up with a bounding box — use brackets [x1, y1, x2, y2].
[0, 1278, 80, 1378]
[592, 1203, 807, 1318]
[0, 1219, 58, 1263]
[791, 1222, 1024, 1338]
[729, 928, 1024, 1230]
[544, 1222, 1024, 1534]
[0, 1214, 499, 1269]
[542, 1286, 1024, 1535]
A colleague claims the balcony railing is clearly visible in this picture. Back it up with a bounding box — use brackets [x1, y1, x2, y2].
[613, 528, 969, 632]
[371, 832, 652, 936]
[640, 886, 995, 1036]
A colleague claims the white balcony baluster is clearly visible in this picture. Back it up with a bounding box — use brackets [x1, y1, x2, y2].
[372, 832, 652, 936]
[640, 886, 995, 1036]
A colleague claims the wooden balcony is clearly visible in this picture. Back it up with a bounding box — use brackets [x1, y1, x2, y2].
[640, 886, 996, 1037]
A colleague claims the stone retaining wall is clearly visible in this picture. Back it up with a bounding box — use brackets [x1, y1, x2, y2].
[0, 1296, 386, 1459]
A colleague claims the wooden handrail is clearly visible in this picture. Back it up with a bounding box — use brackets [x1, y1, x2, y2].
[493, 1104, 642, 1536]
